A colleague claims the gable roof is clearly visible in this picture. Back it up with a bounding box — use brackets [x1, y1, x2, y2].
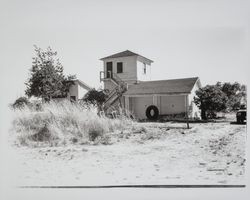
[74, 79, 92, 91]
[100, 50, 153, 63]
[124, 77, 200, 96]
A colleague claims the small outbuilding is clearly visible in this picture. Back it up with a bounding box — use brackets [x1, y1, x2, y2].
[52, 79, 92, 102]
[68, 79, 92, 101]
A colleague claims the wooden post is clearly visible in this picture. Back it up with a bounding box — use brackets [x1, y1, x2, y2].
[186, 113, 190, 129]
[124, 96, 129, 116]
[153, 95, 157, 106]
[185, 95, 190, 129]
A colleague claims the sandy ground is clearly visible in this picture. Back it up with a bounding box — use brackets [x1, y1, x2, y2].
[11, 119, 246, 186]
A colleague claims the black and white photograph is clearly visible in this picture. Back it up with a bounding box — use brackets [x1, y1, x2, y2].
[0, 0, 249, 199]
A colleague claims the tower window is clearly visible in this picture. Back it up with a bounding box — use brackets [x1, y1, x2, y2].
[117, 62, 123, 73]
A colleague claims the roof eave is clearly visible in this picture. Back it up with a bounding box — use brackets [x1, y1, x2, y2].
[99, 54, 137, 61]
[123, 92, 190, 96]
[137, 55, 154, 64]
[75, 79, 92, 91]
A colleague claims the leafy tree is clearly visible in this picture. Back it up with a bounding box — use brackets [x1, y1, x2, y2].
[12, 96, 30, 109]
[25, 46, 75, 102]
[239, 84, 247, 105]
[82, 89, 107, 108]
[194, 85, 228, 119]
[216, 82, 246, 110]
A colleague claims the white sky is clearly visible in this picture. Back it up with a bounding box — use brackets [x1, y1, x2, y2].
[0, 0, 249, 105]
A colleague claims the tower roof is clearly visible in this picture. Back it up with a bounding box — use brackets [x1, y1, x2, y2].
[100, 50, 153, 64]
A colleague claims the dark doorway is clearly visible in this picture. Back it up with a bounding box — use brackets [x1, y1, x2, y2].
[70, 96, 76, 102]
[106, 62, 113, 78]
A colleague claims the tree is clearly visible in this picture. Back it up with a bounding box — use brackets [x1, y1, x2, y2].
[25, 46, 75, 102]
[216, 82, 246, 111]
[239, 84, 247, 106]
[11, 96, 30, 109]
[82, 89, 107, 108]
[194, 85, 228, 119]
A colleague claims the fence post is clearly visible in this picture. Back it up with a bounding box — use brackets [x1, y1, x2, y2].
[185, 95, 190, 129]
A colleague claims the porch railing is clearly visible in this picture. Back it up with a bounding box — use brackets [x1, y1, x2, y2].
[100, 71, 128, 112]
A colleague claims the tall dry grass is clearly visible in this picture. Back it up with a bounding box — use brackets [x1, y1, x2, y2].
[10, 100, 132, 147]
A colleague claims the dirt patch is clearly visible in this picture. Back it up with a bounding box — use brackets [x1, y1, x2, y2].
[13, 121, 246, 186]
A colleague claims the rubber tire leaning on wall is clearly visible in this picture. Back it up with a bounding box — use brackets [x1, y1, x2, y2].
[146, 105, 159, 120]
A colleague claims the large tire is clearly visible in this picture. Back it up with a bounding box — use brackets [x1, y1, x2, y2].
[146, 105, 159, 120]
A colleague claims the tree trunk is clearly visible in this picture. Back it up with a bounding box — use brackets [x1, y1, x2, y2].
[201, 109, 207, 120]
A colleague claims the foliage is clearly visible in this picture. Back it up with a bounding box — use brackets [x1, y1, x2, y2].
[12, 96, 30, 109]
[216, 82, 246, 111]
[82, 89, 107, 107]
[194, 82, 247, 119]
[216, 82, 247, 111]
[194, 85, 228, 119]
[25, 45, 76, 101]
[239, 84, 247, 105]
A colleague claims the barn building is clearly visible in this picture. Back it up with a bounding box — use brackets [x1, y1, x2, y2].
[100, 50, 201, 120]
[68, 79, 92, 101]
[52, 79, 92, 102]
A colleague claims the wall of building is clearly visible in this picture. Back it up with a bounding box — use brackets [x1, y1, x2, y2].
[159, 95, 186, 115]
[130, 96, 153, 119]
[68, 82, 90, 100]
[68, 83, 79, 100]
[126, 94, 187, 120]
[137, 61, 151, 82]
[188, 81, 201, 118]
[78, 85, 89, 99]
[103, 56, 138, 84]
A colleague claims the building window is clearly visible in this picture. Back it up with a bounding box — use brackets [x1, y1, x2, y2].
[143, 63, 146, 74]
[70, 96, 76, 102]
[117, 62, 123, 73]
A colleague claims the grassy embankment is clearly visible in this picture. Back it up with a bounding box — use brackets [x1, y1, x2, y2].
[11, 101, 132, 147]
